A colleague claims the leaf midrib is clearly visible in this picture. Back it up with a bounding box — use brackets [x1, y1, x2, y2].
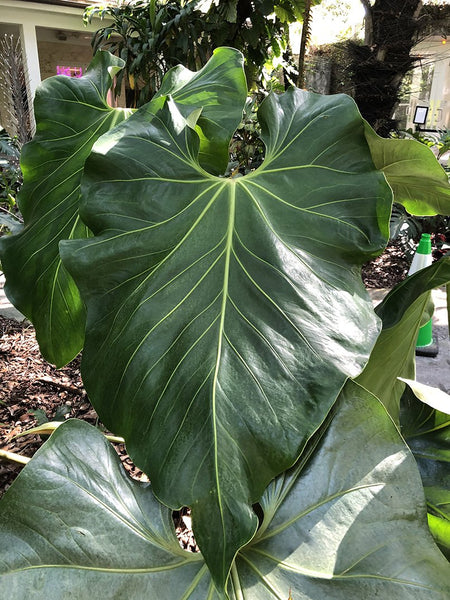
[211, 179, 236, 568]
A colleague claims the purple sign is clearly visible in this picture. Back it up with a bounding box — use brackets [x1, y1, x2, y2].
[57, 65, 83, 78]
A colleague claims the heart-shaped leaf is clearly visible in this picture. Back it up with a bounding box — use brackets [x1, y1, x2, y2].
[60, 87, 392, 586]
[2, 382, 449, 599]
[0, 51, 129, 366]
[400, 379, 450, 414]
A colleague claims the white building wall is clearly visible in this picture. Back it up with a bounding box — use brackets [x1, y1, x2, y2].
[404, 37, 450, 131]
[0, 0, 103, 121]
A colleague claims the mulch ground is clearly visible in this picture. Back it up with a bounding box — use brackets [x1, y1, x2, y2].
[0, 317, 87, 493]
[0, 317, 196, 550]
[0, 243, 410, 548]
[361, 241, 411, 289]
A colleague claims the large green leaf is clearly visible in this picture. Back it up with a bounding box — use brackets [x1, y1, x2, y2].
[0, 419, 214, 599]
[0, 51, 129, 367]
[60, 87, 391, 586]
[356, 257, 450, 419]
[235, 380, 450, 598]
[2, 383, 449, 599]
[400, 384, 450, 559]
[364, 123, 450, 216]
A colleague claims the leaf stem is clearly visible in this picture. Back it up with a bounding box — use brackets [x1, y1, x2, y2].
[13, 421, 125, 444]
[230, 562, 244, 600]
[0, 449, 30, 465]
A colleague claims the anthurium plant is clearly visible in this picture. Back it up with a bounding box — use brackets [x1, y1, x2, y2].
[0, 48, 450, 599]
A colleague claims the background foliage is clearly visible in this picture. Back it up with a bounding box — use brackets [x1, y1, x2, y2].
[84, 0, 320, 106]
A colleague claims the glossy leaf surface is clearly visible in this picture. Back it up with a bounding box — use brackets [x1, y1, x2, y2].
[364, 123, 450, 216]
[2, 383, 449, 599]
[61, 88, 391, 585]
[356, 257, 450, 419]
[235, 380, 450, 599]
[0, 51, 129, 366]
[0, 419, 214, 599]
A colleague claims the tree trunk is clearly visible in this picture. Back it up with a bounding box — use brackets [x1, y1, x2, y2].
[349, 0, 423, 137]
[297, 0, 312, 88]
